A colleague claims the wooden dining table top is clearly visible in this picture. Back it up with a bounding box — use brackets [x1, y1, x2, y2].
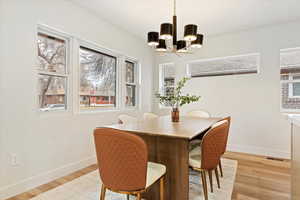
[105, 115, 222, 140]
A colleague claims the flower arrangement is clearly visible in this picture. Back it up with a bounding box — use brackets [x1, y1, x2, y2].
[156, 77, 201, 122]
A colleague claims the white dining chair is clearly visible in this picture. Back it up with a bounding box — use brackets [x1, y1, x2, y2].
[118, 114, 138, 124]
[143, 112, 159, 120]
[186, 110, 211, 118]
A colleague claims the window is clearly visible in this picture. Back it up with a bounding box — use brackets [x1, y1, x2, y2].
[280, 48, 300, 111]
[37, 32, 69, 112]
[125, 61, 137, 107]
[79, 46, 117, 110]
[187, 53, 260, 78]
[159, 63, 175, 106]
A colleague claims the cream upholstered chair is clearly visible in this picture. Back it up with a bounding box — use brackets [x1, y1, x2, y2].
[143, 112, 159, 120]
[186, 110, 211, 118]
[94, 128, 166, 200]
[189, 120, 229, 200]
[188, 110, 211, 150]
[118, 114, 138, 124]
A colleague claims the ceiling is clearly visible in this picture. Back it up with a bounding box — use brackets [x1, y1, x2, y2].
[70, 0, 300, 40]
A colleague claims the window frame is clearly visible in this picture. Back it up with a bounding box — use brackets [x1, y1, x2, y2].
[78, 40, 121, 113]
[158, 63, 176, 108]
[280, 47, 300, 113]
[288, 75, 300, 98]
[124, 59, 139, 109]
[186, 53, 260, 78]
[36, 25, 71, 113]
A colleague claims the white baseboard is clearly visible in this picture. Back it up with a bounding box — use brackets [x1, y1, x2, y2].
[0, 156, 97, 200]
[227, 144, 291, 159]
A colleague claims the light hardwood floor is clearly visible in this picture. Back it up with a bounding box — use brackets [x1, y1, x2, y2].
[5, 152, 291, 200]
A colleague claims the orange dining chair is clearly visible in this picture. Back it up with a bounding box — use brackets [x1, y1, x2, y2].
[187, 110, 211, 151]
[218, 116, 231, 177]
[189, 120, 228, 200]
[94, 128, 166, 200]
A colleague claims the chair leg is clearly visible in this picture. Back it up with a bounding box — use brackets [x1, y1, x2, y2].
[136, 193, 141, 200]
[219, 160, 223, 177]
[160, 176, 165, 200]
[200, 171, 208, 200]
[208, 170, 213, 193]
[100, 185, 106, 200]
[214, 168, 221, 189]
[126, 194, 130, 200]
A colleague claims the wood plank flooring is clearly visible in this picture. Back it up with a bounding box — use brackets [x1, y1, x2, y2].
[5, 152, 291, 200]
[224, 152, 291, 200]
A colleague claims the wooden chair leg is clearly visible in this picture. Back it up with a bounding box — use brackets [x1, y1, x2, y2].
[219, 160, 223, 177]
[215, 168, 221, 189]
[100, 185, 106, 200]
[208, 170, 213, 193]
[160, 176, 165, 200]
[200, 171, 208, 200]
[126, 194, 130, 200]
[136, 193, 141, 200]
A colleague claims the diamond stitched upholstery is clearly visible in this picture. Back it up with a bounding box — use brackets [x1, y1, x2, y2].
[220, 117, 231, 155]
[189, 121, 229, 170]
[201, 120, 228, 170]
[94, 128, 148, 191]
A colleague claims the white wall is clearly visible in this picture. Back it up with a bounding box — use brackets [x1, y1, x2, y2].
[153, 21, 300, 160]
[0, 0, 154, 199]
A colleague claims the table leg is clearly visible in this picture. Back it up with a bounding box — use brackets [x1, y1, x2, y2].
[156, 137, 189, 200]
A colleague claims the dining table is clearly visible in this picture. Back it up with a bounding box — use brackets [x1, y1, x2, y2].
[105, 115, 222, 200]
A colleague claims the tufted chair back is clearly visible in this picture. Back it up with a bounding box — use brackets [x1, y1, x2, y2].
[94, 128, 148, 191]
[201, 120, 228, 170]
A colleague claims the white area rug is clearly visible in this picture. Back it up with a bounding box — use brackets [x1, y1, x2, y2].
[30, 158, 237, 200]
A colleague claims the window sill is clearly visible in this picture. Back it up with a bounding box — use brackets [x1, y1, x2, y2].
[77, 107, 140, 115]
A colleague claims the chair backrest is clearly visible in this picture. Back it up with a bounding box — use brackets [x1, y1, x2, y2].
[186, 110, 210, 118]
[143, 112, 159, 120]
[94, 128, 148, 191]
[201, 120, 228, 170]
[118, 114, 138, 124]
[220, 116, 231, 155]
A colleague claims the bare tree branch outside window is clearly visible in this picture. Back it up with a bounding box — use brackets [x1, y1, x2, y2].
[79, 47, 116, 109]
[37, 33, 67, 111]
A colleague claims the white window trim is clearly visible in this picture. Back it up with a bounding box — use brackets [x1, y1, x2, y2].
[288, 75, 300, 98]
[158, 63, 175, 109]
[36, 24, 141, 114]
[280, 47, 300, 113]
[36, 24, 73, 113]
[124, 58, 140, 110]
[77, 39, 121, 113]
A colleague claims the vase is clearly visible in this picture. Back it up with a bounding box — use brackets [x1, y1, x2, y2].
[171, 108, 180, 122]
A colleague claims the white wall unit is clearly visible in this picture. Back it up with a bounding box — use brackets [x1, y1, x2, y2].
[153, 21, 300, 159]
[289, 115, 300, 200]
[0, 0, 154, 199]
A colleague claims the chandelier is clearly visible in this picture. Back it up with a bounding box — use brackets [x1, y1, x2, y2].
[147, 0, 204, 54]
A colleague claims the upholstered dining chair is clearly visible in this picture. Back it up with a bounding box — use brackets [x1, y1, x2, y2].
[94, 128, 166, 200]
[186, 110, 211, 118]
[143, 112, 159, 120]
[189, 120, 228, 200]
[118, 114, 138, 124]
[218, 116, 231, 178]
[187, 110, 211, 151]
